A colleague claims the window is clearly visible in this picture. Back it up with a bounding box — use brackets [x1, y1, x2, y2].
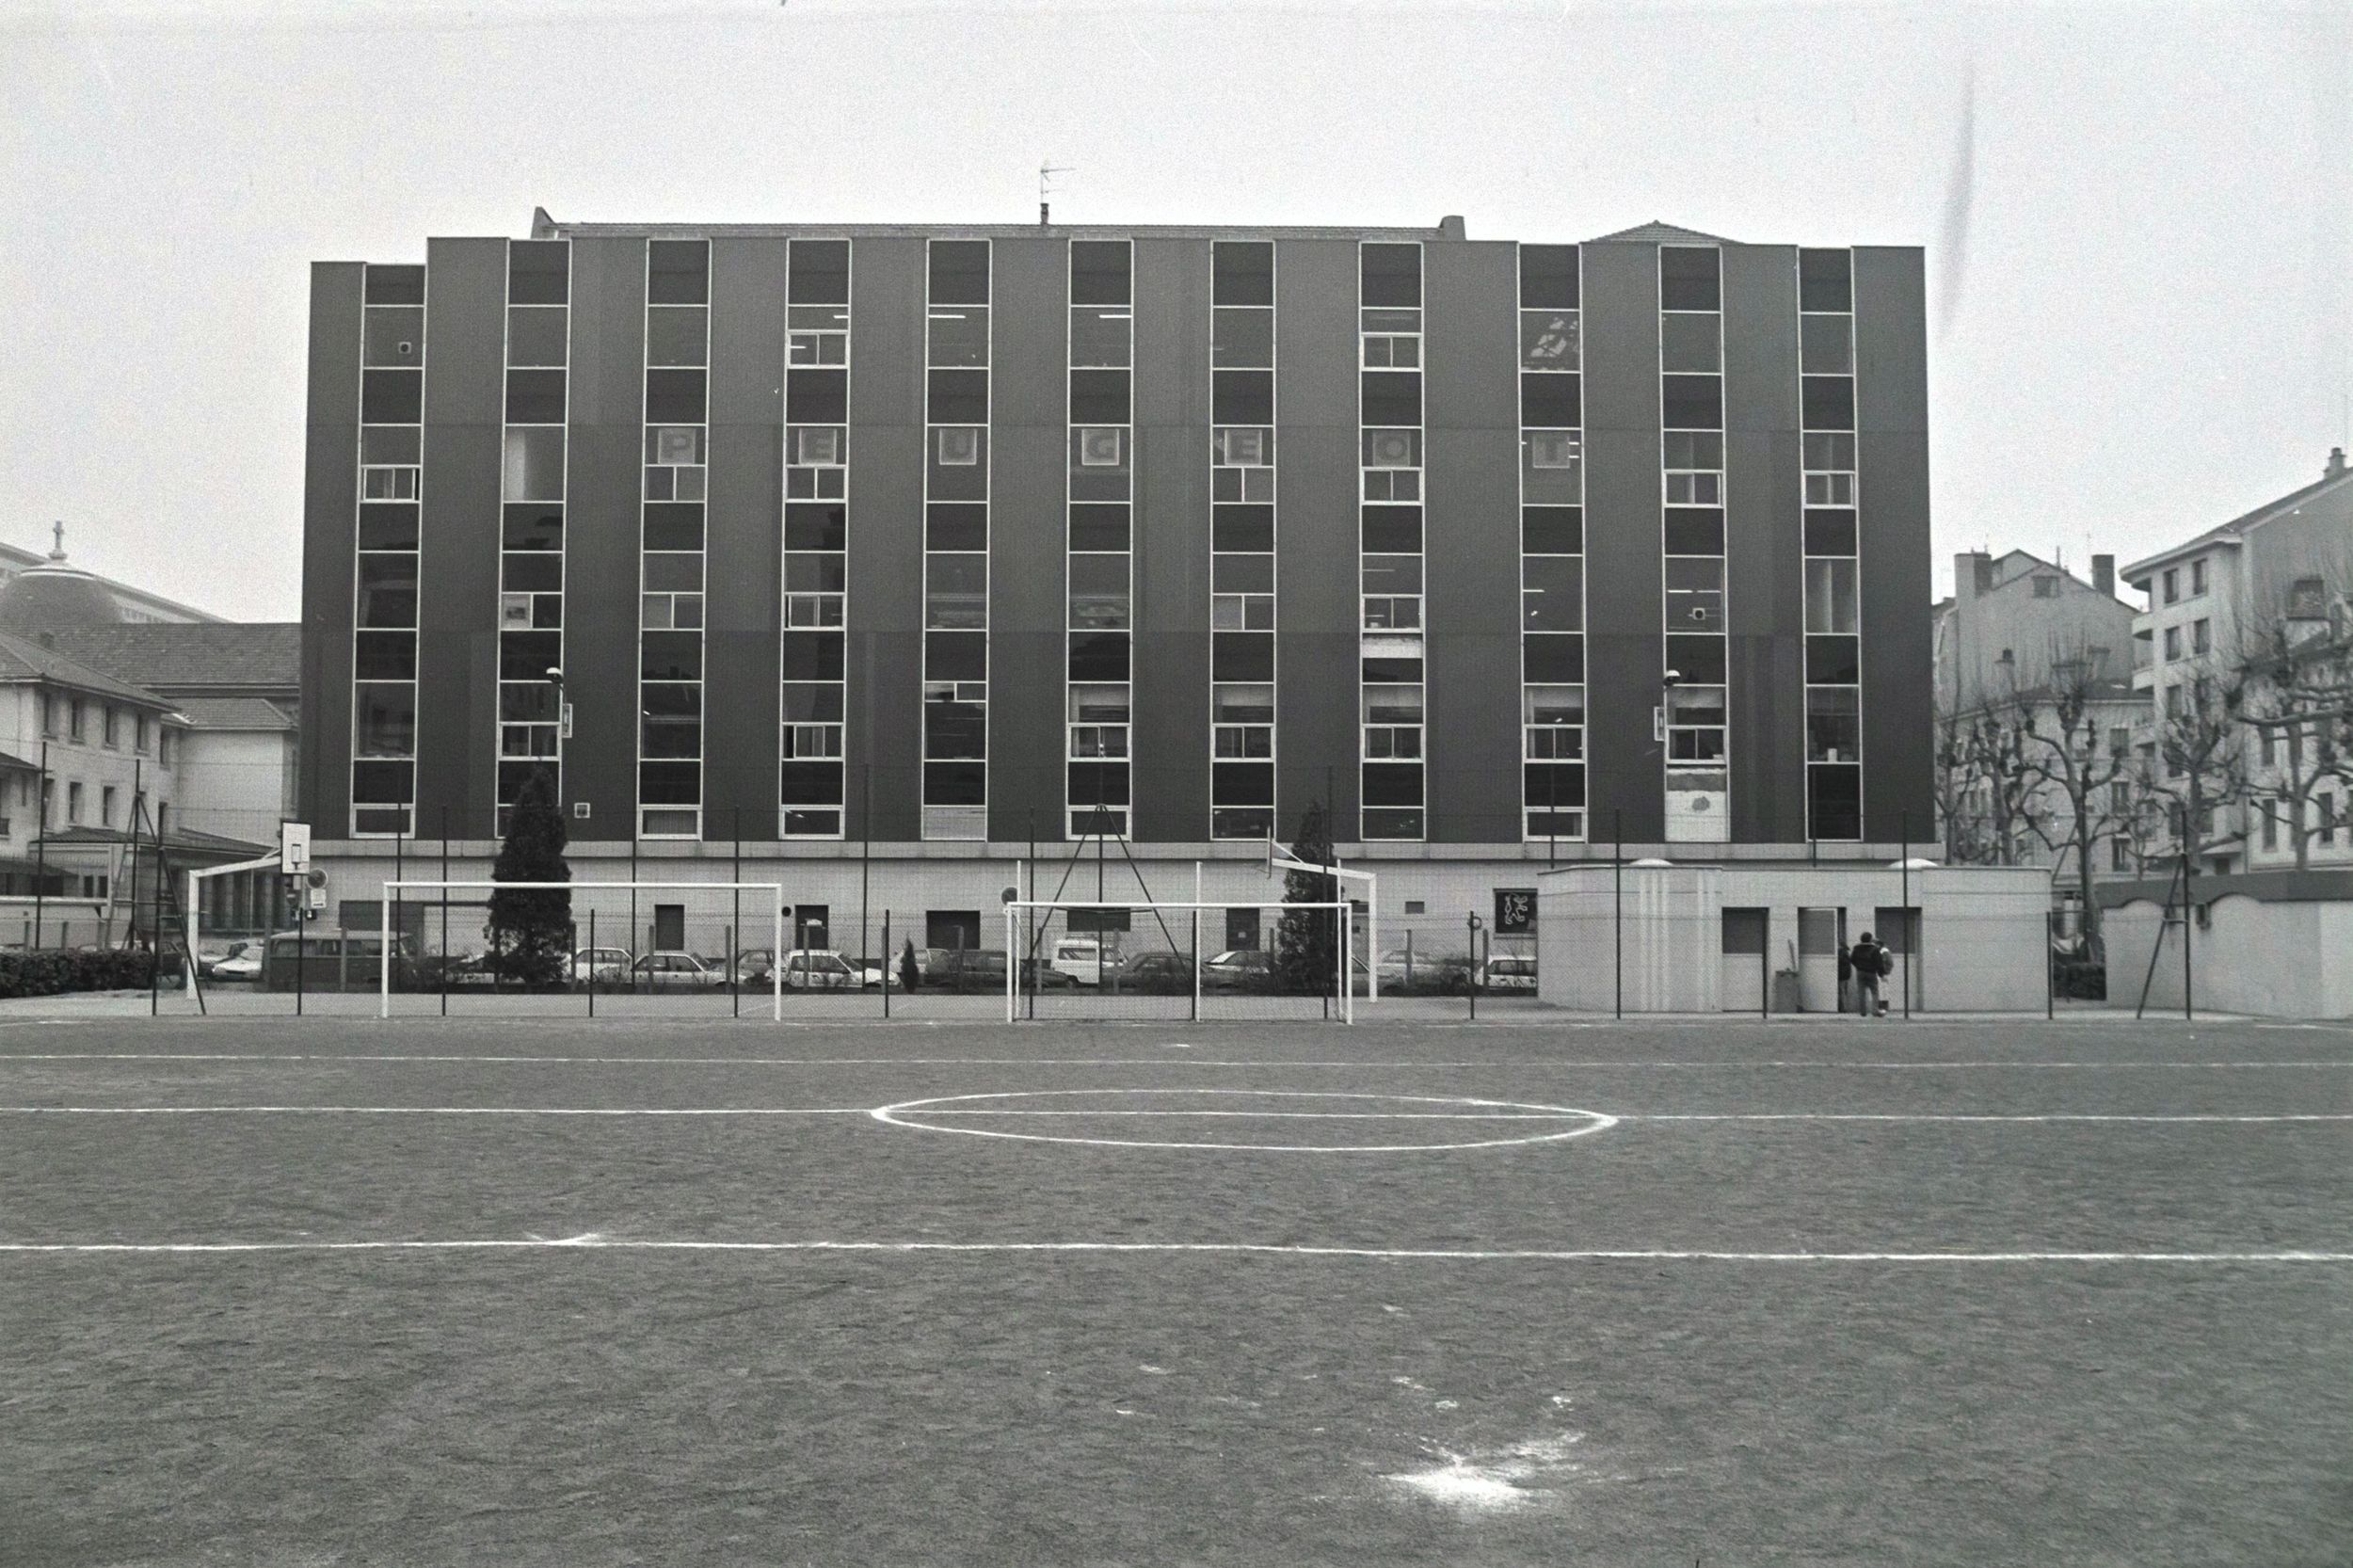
[2324, 792, 2340, 847]
[2111, 837, 2134, 872]
[136, 714, 151, 753]
[102, 706, 120, 747]
[2287, 576, 2328, 618]
[70, 698, 85, 741]
[2190, 558, 2207, 596]
[2162, 568, 2179, 604]
[2192, 618, 2210, 654]
[2262, 802, 2280, 851]
[2032, 576, 2059, 599]
[2164, 626, 2181, 660]
[67, 781, 82, 824]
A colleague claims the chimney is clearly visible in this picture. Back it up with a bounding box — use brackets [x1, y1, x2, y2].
[2328, 446, 2346, 479]
[2092, 553, 2115, 598]
[1438, 215, 1466, 240]
[1956, 551, 1991, 599]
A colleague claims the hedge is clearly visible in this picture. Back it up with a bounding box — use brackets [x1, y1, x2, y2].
[0, 948, 160, 1000]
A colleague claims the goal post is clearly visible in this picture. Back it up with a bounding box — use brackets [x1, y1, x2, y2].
[378, 881, 786, 1019]
[1002, 899, 1354, 1024]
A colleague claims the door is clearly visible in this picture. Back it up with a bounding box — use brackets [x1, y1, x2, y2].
[1225, 907, 1261, 952]
[1720, 906, 1768, 1013]
[794, 904, 830, 952]
[1873, 905, 1923, 1011]
[653, 904, 685, 952]
[1797, 907, 1841, 1012]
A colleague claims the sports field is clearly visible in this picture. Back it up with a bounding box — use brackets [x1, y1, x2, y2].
[3, 1012, 2348, 1565]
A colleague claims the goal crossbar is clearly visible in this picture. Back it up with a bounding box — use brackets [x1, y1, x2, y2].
[1001, 899, 1354, 1023]
[378, 880, 786, 1020]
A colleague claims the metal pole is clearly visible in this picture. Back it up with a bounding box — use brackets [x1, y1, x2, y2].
[392, 825, 404, 1004]
[1004, 904, 1016, 1023]
[1760, 917, 1769, 1021]
[294, 877, 305, 1018]
[629, 833, 638, 997]
[440, 805, 450, 1018]
[859, 764, 872, 978]
[587, 906, 596, 1018]
[1900, 808, 1912, 1020]
[33, 739, 48, 948]
[733, 807, 743, 1021]
[772, 894, 782, 1022]
[1466, 912, 1480, 1022]
[1613, 807, 1624, 1021]
[184, 869, 199, 999]
[882, 909, 891, 1019]
[131, 758, 143, 957]
[1025, 807, 1036, 1021]
[148, 780, 162, 1016]
[2181, 804, 2194, 1021]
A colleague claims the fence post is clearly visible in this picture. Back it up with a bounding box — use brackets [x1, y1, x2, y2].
[1900, 808, 1912, 1020]
[727, 923, 737, 1019]
[2181, 803, 2194, 1021]
[1466, 911, 1482, 1022]
[440, 805, 451, 1018]
[882, 909, 891, 1019]
[2045, 908, 2055, 1020]
[1613, 808, 1624, 1021]
[587, 907, 596, 1019]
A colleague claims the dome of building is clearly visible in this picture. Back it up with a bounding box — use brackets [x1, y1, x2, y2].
[0, 525, 125, 632]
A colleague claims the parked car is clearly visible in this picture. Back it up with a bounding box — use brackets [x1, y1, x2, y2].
[627, 951, 727, 990]
[1477, 953, 1537, 993]
[729, 948, 776, 984]
[777, 950, 861, 990]
[1048, 937, 1106, 986]
[1377, 948, 1474, 994]
[205, 940, 263, 982]
[1022, 956, 1082, 990]
[1110, 951, 1193, 994]
[569, 946, 632, 987]
[1200, 949, 1279, 993]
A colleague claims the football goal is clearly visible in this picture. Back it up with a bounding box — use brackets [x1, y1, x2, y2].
[376, 881, 787, 1019]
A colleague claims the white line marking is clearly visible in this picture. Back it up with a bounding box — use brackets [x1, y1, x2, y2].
[2, 1054, 2347, 1070]
[1, 1240, 2347, 1263]
[872, 1090, 1616, 1152]
[1, 1108, 2344, 1123]
[0, 1106, 871, 1115]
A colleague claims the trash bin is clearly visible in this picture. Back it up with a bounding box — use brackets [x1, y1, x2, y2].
[1770, 968, 1802, 1015]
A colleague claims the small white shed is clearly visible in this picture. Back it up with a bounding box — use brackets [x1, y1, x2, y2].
[1534, 860, 2051, 1014]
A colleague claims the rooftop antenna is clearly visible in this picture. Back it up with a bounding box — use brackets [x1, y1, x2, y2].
[1039, 161, 1074, 226]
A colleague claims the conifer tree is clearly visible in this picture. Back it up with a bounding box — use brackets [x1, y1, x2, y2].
[487, 771, 571, 990]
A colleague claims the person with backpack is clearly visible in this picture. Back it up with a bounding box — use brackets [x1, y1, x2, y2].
[1834, 940, 1853, 1014]
[1849, 931, 1890, 1017]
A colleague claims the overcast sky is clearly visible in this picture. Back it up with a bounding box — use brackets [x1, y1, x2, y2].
[4, 0, 2345, 622]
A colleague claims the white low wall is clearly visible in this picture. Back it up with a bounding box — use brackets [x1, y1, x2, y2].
[2105, 895, 2353, 1019]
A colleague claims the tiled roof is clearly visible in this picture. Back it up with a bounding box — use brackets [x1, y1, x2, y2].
[172, 696, 296, 731]
[2121, 464, 2353, 580]
[37, 824, 273, 857]
[38, 623, 298, 694]
[1586, 220, 1734, 245]
[0, 630, 168, 707]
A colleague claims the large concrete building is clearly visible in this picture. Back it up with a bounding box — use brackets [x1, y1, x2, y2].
[297, 213, 1932, 950]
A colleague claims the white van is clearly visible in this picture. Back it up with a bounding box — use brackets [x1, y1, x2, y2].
[1050, 937, 1104, 986]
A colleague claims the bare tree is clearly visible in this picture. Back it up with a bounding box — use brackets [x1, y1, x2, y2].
[2007, 648, 2136, 960]
[2133, 648, 2253, 872]
[2238, 600, 2353, 871]
[1932, 701, 1986, 863]
[1958, 702, 2037, 866]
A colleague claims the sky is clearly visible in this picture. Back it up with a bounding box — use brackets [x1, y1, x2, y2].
[3, 0, 2346, 622]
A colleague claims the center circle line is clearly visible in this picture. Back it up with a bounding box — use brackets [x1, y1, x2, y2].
[869, 1088, 1620, 1153]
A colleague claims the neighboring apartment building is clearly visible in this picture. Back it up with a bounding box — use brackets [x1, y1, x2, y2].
[297, 212, 1934, 934]
[0, 543, 298, 941]
[2121, 449, 2353, 876]
[1931, 548, 2141, 898]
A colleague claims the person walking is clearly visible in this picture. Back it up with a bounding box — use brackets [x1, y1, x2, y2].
[1849, 930, 1887, 1017]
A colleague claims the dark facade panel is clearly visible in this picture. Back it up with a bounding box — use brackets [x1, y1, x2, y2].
[1131, 237, 1212, 840]
[1422, 239, 1519, 843]
[1853, 248, 1933, 841]
[1273, 238, 1360, 839]
[702, 237, 788, 839]
[1578, 240, 1664, 840]
[300, 262, 364, 833]
[415, 237, 505, 838]
[845, 237, 926, 840]
[985, 237, 1067, 842]
[1721, 244, 1805, 842]
[560, 236, 648, 841]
